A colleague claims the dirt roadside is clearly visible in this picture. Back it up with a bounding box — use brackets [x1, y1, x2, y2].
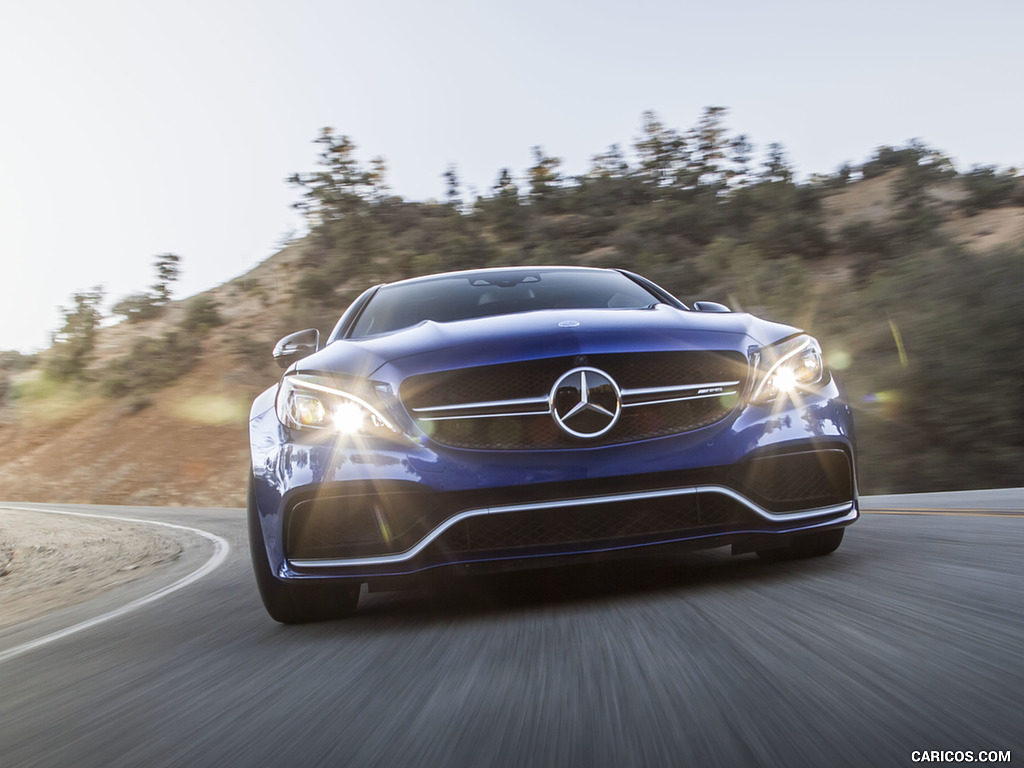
[0, 507, 183, 629]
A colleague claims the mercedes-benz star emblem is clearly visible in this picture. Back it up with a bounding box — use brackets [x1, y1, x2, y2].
[550, 367, 622, 439]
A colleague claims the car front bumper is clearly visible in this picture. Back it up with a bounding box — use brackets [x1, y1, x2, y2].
[250, 378, 857, 584]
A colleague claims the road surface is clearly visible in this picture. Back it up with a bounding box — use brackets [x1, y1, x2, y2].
[1, 491, 1021, 767]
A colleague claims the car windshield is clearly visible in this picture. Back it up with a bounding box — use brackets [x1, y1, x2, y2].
[348, 269, 659, 338]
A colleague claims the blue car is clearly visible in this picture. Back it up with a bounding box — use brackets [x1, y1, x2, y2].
[248, 266, 857, 622]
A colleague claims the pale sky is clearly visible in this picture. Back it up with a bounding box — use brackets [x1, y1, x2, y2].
[1, 0, 1021, 353]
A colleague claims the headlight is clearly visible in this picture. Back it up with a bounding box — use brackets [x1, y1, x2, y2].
[276, 374, 403, 439]
[751, 335, 825, 404]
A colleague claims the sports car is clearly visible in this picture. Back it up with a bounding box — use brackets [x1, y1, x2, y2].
[248, 266, 857, 622]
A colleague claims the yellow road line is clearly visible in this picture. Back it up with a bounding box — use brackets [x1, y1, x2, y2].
[863, 509, 1024, 518]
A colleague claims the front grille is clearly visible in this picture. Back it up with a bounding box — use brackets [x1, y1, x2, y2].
[441, 491, 755, 553]
[402, 350, 747, 449]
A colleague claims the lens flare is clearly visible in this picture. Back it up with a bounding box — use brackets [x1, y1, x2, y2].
[332, 402, 367, 434]
[772, 365, 799, 394]
[828, 350, 852, 371]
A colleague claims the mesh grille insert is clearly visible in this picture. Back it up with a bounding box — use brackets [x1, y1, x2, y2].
[439, 491, 758, 553]
[403, 350, 747, 449]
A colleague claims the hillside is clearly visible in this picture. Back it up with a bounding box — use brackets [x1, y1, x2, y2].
[2, 131, 1023, 505]
[0, 244, 314, 507]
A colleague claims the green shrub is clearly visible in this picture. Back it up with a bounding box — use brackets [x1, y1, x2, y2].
[181, 295, 223, 335]
[100, 332, 199, 396]
[111, 292, 163, 323]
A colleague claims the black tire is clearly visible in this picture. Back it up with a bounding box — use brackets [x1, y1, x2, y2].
[756, 528, 845, 562]
[248, 475, 360, 623]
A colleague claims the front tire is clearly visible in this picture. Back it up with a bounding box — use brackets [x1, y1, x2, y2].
[248, 475, 360, 623]
[756, 528, 845, 562]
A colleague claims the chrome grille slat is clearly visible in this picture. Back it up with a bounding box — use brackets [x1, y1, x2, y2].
[412, 396, 550, 419]
[621, 390, 737, 408]
[413, 382, 740, 421]
[621, 380, 740, 398]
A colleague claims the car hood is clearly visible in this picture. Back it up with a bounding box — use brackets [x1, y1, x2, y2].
[293, 304, 798, 382]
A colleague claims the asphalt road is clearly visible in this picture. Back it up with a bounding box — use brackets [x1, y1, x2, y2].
[1, 491, 1021, 768]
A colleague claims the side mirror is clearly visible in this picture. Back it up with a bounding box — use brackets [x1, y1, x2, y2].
[693, 301, 731, 313]
[273, 328, 319, 370]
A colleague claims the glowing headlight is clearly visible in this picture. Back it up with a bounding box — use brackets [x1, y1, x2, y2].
[751, 335, 825, 404]
[276, 375, 401, 438]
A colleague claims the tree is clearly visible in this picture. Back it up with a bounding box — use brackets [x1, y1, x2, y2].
[367, 156, 390, 204]
[494, 167, 518, 196]
[691, 106, 731, 190]
[728, 134, 755, 188]
[476, 168, 524, 241]
[961, 165, 1018, 215]
[527, 146, 564, 212]
[152, 253, 181, 304]
[634, 111, 685, 193]
[443, 163, 461, 208]
[886, 140, 954, 242]
[587, 144, 630, 180]
[112, 252, 182, 323]
[579, 144, 642, 216]
[760, 143, 793, 184]
[860, 141, 952, 183]
[47, 286, 104, 380]
[288, 128, 373, 223]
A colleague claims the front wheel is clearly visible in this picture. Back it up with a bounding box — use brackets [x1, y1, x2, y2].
[756, 528, 845, 562]
[247, 475, 360, 623]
